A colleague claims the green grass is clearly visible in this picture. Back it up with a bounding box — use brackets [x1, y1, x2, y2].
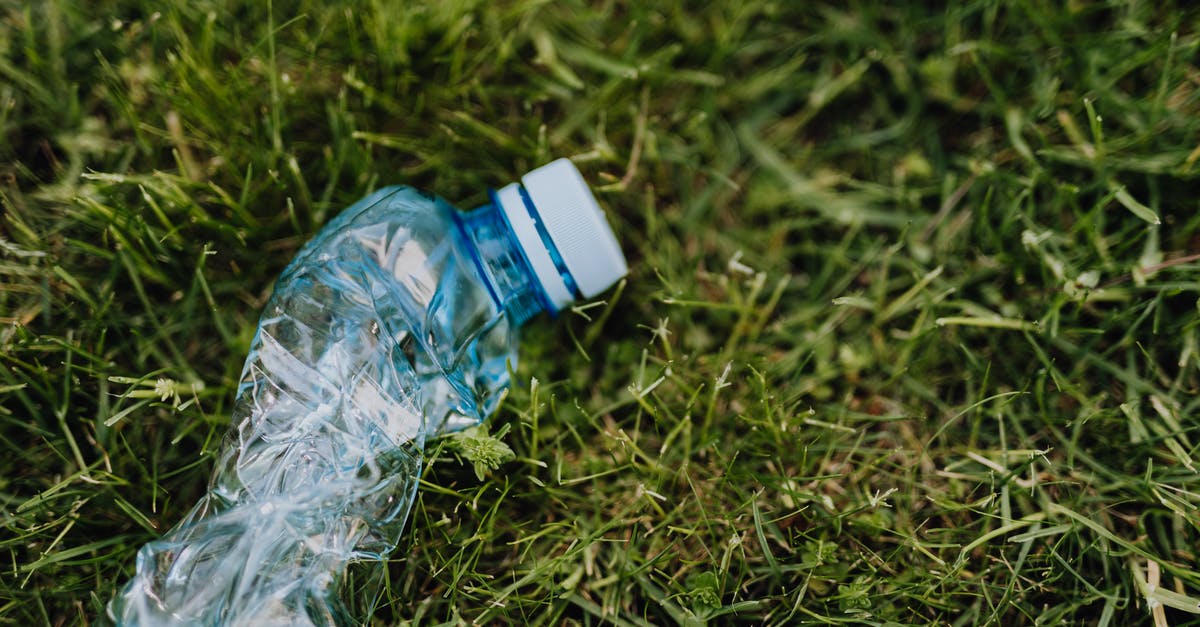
[4, 0, 1200, 624]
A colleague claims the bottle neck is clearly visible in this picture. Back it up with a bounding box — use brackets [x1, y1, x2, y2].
[454, 195, 554, 327]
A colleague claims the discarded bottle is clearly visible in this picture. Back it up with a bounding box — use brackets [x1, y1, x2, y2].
[109, 159, 627, 625]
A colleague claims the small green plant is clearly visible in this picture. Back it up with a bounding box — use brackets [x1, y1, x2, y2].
[449, 423, 516, 481]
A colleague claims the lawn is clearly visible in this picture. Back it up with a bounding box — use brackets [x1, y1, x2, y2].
[4, 1, 1200, 625]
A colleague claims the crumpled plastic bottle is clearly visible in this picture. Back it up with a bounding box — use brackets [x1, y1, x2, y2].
[109, 159, 627, 625]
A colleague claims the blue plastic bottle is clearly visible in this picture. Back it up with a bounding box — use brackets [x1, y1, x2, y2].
[109, 159, 627, 625]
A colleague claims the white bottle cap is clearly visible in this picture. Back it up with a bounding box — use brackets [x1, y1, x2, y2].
[496, 159, 628, 311]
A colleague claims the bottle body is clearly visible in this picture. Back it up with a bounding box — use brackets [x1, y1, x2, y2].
[110, 187, 541, 625]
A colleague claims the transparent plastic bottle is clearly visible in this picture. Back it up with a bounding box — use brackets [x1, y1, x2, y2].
[109, 159, 627, 626]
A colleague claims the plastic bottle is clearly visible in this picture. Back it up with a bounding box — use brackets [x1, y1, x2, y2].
[108, 159, 627, 625]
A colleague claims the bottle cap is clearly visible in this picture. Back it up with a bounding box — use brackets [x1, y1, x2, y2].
[496, 159, 628, 311]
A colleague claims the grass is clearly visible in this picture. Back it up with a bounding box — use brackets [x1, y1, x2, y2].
[3, 0, 1200, 624]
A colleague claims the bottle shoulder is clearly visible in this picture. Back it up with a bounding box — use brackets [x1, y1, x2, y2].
[320, 185, 454, 243]
[281, 186, 460, 279]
